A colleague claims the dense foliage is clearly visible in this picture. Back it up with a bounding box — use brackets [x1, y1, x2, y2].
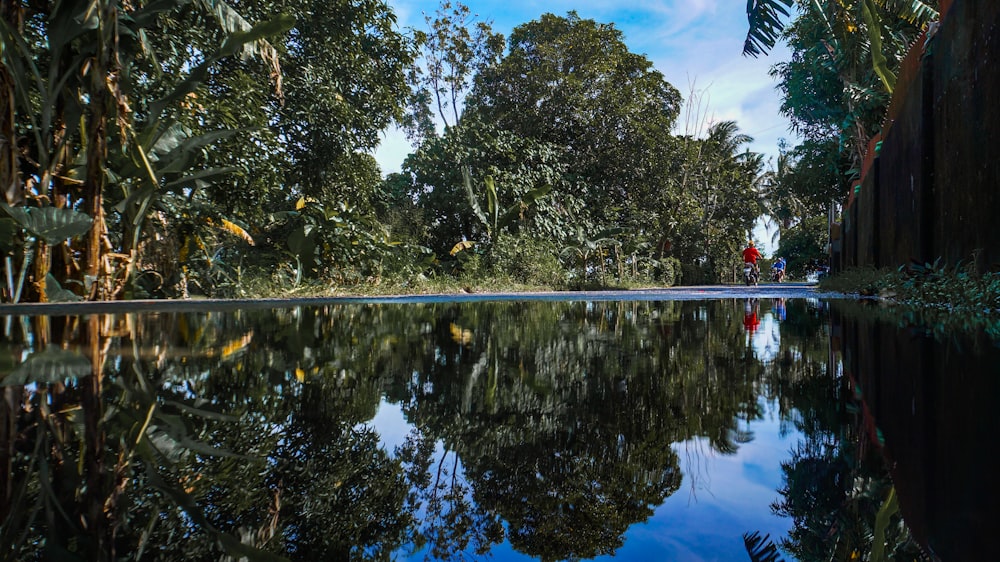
[0, 1, 780, 303]
[1, 0, 945, 303]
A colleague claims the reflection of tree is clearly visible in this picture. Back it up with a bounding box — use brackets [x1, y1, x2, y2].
[384, 300, 793, 560]
[0, 308, 411, 562]
[767, 305, 926, 561]
[1, 297, 847, 561]
[270, 420, 411, 559]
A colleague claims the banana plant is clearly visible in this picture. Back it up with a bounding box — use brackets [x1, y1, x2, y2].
[559, 226, 626, 284]
[0, 202, 93, 302]
[0, 0, 292, 301]
[452, 165, 552, 256]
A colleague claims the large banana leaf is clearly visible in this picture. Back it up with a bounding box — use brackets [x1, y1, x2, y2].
[497, 184, 553, 231]
[862, 0, 897, 93]
[45, 273, 83, 302]
[0, 202, 94, 245]
[461, 165, 490, 231]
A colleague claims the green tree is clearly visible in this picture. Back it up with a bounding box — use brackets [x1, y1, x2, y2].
[402, 0, 504, 143]
[776, 214, 829, 277]
[467, 12, 682, 230]
[402, 116, 572, 261]
[669, 121, 765, 281]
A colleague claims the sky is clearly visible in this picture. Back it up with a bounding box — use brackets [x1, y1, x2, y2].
[374, 0, 797, 253]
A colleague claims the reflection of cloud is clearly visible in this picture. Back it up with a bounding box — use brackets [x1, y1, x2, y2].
[370, 400, 413, 452]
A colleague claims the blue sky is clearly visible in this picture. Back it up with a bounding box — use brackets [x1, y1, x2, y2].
[375, 0, 796, 252]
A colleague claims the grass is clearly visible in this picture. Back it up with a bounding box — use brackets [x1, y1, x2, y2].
[818, 261, 1000, 341]
[819, 261, 1000, 313]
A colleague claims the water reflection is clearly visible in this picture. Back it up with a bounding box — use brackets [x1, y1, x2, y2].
[0, 298, 987, 561]
[827, 301, 1000, 562]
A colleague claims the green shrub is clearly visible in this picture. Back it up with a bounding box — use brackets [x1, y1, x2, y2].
[486, 233, 566, 287]
[653, 257, 682, 286]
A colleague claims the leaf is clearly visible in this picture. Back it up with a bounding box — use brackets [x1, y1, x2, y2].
[497, 183, 552, 230]
[450, 240, 475, 256]
[286, 225, 315, 257]
[0, 203, 93, 245]
[162, 166, 241, 191]
[2, 349, 92, 386]
[871, 486, 900, 562]
[743, 0, 794, 58]
[148, 14, 295, 119]
[485, 175, 498, 233]
[45, 274, 83, 303]
[862, 0, 896, 93]
[460, 165, 490, 230]
[207, 217, 255, 246]
[743, 530, 785, 562]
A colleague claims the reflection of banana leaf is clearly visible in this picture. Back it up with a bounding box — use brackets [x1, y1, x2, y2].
[0, 217, 18, 252]
[1, 348, 92, 385]
[145, 464, 290, 562]
[0, 202, 93, 245]
[871, 486, 899, 562]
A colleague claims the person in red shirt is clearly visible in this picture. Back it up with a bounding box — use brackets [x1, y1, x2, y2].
[742, 241, 762, 278]
[743, 298, 760, 333]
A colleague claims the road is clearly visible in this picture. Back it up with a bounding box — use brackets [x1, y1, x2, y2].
[0, 282, 852, 316]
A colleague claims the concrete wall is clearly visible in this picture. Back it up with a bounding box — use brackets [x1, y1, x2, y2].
[838, 0, 1000, 272]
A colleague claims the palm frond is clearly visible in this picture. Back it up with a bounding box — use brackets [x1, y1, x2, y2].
[743, 530, 786, 562]
[744, 0, 795, 57]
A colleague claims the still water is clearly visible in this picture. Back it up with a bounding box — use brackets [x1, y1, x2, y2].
[0, 297, 994, 561]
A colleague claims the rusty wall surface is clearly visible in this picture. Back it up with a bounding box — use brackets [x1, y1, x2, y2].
[857, 165, 878, 266]
[840, 0, 1000, 272]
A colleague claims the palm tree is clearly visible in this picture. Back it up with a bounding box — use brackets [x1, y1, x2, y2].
[759, 150, 808, 248]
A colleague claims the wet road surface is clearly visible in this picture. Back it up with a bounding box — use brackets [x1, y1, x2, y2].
[0, 282, 852, 316]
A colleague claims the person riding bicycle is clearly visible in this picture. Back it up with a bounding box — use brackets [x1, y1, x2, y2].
[771, 256, 786, 281]
[742, 241, 762, 277]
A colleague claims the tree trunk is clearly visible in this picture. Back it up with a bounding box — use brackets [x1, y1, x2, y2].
[82, 315, 109, 560]
[83, 83, 110, 300]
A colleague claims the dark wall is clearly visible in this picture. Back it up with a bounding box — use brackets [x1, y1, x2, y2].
[839, 0, 1000, 272]
[834, 305, 1000, 560]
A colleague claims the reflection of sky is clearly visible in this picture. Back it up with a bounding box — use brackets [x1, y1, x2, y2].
[375, 400, 798, 561]
[752, 307, 782, 363]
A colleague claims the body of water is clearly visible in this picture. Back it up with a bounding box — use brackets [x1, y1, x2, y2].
[0, 296, 992, 561]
